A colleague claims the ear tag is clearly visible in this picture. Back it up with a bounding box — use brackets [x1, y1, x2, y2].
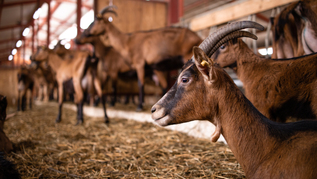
[201, 60, 210, 67]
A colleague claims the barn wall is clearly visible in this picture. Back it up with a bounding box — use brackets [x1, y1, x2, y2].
[98, 0, 167, 33]
[0, 68, 18, 107]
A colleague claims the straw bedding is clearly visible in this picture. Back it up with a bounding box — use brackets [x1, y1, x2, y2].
[3, 103, 245, 178]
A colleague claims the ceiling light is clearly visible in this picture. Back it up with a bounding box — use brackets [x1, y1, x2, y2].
[22, 28, 30, 37]
[80, 10, 94, 29]
[64, 43, 71, 49]
[12, 49, 17, 55]
[59, 25, 77, 40]
[8, 55, 13, 61]
[16, 40, 22, 48]
[33, 8, 42, 19]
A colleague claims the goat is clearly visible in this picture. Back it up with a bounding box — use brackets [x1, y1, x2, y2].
[271, 1, 304, 58]
[271, 0, 317, 58]
[31, 46, 109, 124]
[296, 0, 317, 54]
[151, 22, 317, 178]
[209, 21, 317, 123]
[17, 66, 35, 111]
[0, 95, 13, 153]
[75, 25, 137, 106]
[53, 41, 99, 106]
[89, 6, 202, 110]
[29, 60, 57, 102]
[0, 153, 21, 179]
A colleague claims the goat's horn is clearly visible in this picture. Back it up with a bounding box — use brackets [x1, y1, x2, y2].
[194, 21, 264, 61]
[100, 5, 118, 15]
[207, 30, 258, 57]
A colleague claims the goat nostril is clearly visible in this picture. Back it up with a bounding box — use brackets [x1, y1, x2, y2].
[151, 107, 156, 113]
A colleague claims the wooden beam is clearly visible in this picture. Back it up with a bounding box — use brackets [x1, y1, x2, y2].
[189, 0, 299, 31]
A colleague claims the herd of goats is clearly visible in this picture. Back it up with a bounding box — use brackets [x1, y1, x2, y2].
[1, 0, 317, 178]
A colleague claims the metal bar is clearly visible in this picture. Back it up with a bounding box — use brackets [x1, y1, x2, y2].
[2, 0, 37, 7]
[47, 0, 51, 45]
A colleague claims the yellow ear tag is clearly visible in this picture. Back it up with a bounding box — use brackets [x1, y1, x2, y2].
[201, 60, 210, 67]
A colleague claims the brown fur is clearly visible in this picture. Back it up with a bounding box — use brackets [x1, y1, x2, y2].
[75, 28, 135, 105]
[271, 1, 304, 58]
[89, 12, 202, 109]
[31, 46, 108, 124]
[17, 66, 35, 111]
[271, 0, 317, 58]
[152, 47, 317, 178]
[213, 39, 317, 122]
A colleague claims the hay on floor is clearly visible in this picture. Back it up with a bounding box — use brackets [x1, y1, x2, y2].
[4, 103, 245, 178]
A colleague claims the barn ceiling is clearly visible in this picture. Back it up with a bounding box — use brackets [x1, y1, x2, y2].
[0, 0, 294, 66]
[0, 0, 93, 63]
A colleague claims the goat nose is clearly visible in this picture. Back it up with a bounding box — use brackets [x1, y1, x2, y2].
[151, 106, 156, 113]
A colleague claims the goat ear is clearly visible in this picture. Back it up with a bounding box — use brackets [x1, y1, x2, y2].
[193, 47, 216, 82]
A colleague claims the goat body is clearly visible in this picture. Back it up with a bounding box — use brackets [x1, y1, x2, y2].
[89, 9, 202, 109]
[32, 46, 108, 124]
[214, 39, 317, 122]
[17, 66, 35, 111]
[75, 26, 156, 106]
[271, 0, 317, 58]
[151, 47, 317, 178]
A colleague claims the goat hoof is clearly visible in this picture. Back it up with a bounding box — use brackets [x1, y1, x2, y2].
[110, 101, 115, 107]
[104, 117, 109, 124]
[136, 106, 143, 112]
[75, 119, 83, 126]
[55, 118, 61, 123]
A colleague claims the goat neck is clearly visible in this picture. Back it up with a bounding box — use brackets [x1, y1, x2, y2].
[151, 47, 276, 176]
[90, 18, 130, 59]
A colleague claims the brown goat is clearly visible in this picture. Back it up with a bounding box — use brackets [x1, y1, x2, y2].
[0, 95, 13, 153]
[75, 24, 138, 106]
[212, 21, 317, 122]
[89, 6, 202, 110]
[271, 1, 304, 58]
[210, 21, 317, 123]
[30, 61, 57, 102]
[31, 46, 108, 124]
[271, 0, 317, 58]
[53, 41, 99, 106]
[151, 22, 317, 177]
[17, 66, 35, 111]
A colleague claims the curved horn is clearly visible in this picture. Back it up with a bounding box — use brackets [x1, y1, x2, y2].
[208, 30, 258, 57]
[99, 5, 118, 16]
[194, 21, 264, 61]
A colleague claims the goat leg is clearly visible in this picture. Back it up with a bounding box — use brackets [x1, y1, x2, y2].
[21, 95, 26, 111]
[110, 80, 117, 106]
[101, 94, 109, 123]
[56, 104, 62, 123]
[136, 80, 144, 112]
[17, 93, 21, 111]
[75, 102, 84, 125]
[56, 84, 63, 123]
[124, 94, 130, 104]
[29, 95, 32, 110]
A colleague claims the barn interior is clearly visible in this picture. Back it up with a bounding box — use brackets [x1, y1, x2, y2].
[0, 0, 304, 178]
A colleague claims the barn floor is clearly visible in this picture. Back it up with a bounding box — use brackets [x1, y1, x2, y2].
[4, 102, 245, 178]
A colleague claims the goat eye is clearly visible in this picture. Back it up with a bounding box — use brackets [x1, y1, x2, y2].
[220, 45, 226, 49]
[181, 78, 189, 83]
